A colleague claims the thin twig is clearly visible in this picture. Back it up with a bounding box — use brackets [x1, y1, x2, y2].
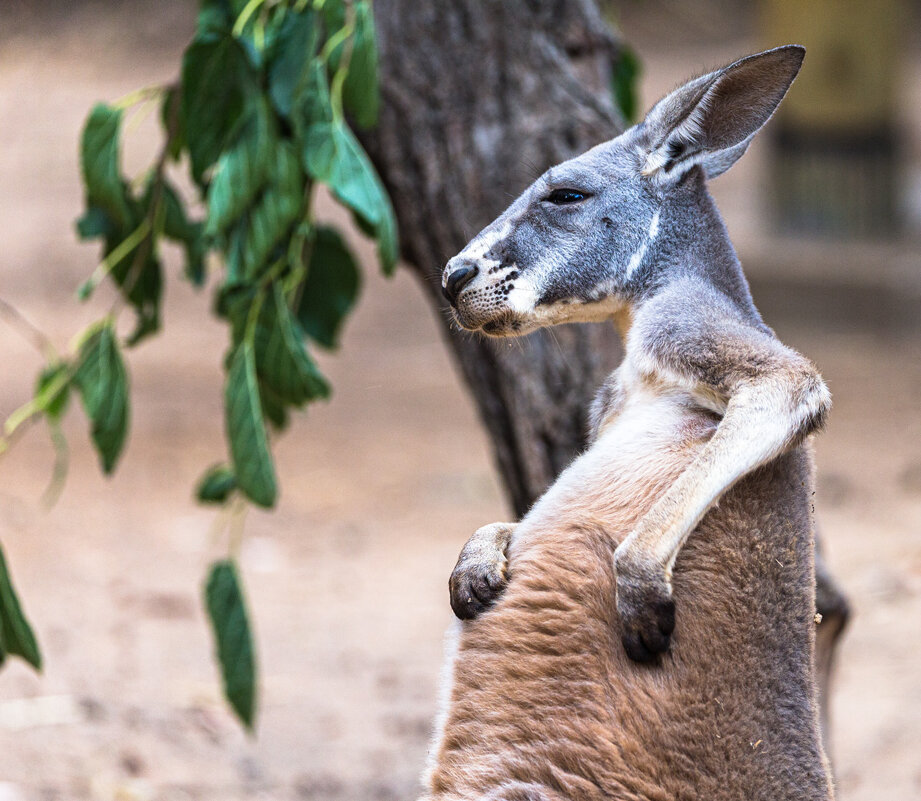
[40, 422, 69, 509]
[0, 297, 56, 359]
[227, 496, 248, 558]
[110, 83, 182, 320]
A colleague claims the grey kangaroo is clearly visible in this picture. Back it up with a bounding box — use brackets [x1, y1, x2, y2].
[426, 46, 833, 800]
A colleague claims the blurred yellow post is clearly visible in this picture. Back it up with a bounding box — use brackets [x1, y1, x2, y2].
[763, 0, 906, 237]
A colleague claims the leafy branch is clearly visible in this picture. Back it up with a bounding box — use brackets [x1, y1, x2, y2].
[0, 0, 395, 730]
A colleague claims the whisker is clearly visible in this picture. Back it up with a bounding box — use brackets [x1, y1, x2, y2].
[546, 326, 569, 368]
[519, 156, 546, 182]
[420, 270, 446, 287]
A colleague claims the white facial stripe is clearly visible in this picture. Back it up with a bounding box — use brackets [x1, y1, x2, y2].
[624, 209, 660, 281]
[624, 239, 647, 280]
[648, 209, 660, 240]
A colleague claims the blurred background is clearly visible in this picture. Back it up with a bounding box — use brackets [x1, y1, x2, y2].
[0, 1, 919, 799]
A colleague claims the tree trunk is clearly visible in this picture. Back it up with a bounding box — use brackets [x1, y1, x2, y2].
[365, 0, 625, 514]
[364, 0, 847, 755]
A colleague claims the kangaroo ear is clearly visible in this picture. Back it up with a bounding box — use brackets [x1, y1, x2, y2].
[640, 45, 805, 181]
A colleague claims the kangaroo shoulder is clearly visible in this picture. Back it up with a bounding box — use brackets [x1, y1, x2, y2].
[629, 278, 802, 392]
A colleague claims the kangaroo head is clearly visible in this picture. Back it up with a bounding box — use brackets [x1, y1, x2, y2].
[442, 45, 805, 336]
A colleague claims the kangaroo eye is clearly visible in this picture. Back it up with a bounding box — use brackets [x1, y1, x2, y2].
[544, 188, 588, 205]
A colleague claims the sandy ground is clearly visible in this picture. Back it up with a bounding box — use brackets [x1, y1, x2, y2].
[0, 3, 919, 800]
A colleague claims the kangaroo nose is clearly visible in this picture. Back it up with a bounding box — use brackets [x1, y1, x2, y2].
[442, 263, 478, 306]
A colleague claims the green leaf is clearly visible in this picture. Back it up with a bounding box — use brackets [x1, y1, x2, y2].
[257, 380, 289, 431]
[268, 9, 320, 118]
[106, 222, 162, 346]
[161, 181, 207, 286]
[206, 100, 275, 237]
[290, 59, 333, 136]
[611, 44, 641, 123]
[229, 142, 305, 283]
[320, 0, 347, 69]
[196, 464, 237, 503]
[76, 206, 117, 240]
[83, 185, 163, 345]
[74, 324, 130, 474]
[0, 542, 42, 671]
[301, 122, 337, 182]
[160, 86, 185, 162]
[178, 220, 207, 287]
[220, 284, 327, 426]
[342, 1, 379, 129]
[161, 181, 194, 241]
[258, 283, 330, 405]
[225, 341, 277, 507]
[120, 252, 162, 345]
[205, 560, 256, 729]
[80, 104, 131, 229]
[182, 36, 252, 183]
[295, 226, 360, 348]
[78, 149, 163, 342]
[35, 363, 70, 422]
[224, 216, 251, 288]
[215, 283, 256, 344]
[195, 0, 235, 42]
[301, 119, 397, 273]
[374, 193, 399, 275]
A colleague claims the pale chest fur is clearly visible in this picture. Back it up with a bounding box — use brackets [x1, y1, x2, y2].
[512, 370, 719, 556]
[588, 353, 725, 449]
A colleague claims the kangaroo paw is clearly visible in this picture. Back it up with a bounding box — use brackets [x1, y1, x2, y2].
[449, 558, 508, 620]
[615, 553, 675, 663]
[449, 522, 514, 620]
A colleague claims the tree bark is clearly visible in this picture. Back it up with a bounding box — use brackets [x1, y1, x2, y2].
[365, 0, 625, 514]
[364, 0, 847, 755]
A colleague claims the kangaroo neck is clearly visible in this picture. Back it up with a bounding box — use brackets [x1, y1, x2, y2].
[621, 172, 766, 331]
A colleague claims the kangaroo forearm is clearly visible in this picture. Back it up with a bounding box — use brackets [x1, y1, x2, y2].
[620, 379, 828, 574]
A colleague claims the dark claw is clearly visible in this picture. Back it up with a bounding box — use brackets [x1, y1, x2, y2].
[484, 569, 506, 592]
[451, 589, 485, 620]
[654, 598, 676, 636]
[621, 631, 656, 663]
[471, 576, 494, 604]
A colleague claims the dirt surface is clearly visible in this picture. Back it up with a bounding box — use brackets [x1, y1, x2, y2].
[0, 3, 919, 800]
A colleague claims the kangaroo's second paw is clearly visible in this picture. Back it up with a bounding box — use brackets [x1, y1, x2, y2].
[449, 523, 514, 620]
[449, 553, 508, 620]
[614, 554, 675, 663]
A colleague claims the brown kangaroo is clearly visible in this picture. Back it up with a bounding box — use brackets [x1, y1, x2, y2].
[424, 46, 833, 800]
